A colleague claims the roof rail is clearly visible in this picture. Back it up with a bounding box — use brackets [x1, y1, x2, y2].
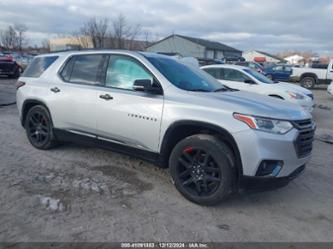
[50, 48, 132, 53]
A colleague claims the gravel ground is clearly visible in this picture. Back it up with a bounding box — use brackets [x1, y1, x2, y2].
[0, 79, 333, 242]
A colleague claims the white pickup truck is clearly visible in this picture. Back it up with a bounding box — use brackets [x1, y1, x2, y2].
[291, 59, 333, 89]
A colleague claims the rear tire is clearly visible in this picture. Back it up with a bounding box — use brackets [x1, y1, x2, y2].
[301, 77, 316, 89]
[25, 105, 58, 150]
[169, 134, 235, 205]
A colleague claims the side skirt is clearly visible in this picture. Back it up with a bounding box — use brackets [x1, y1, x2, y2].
[53, 128, 166, 168]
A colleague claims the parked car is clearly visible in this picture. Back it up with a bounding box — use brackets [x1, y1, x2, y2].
[0, 55, 21, 78]
[328, 82, 333, 96]
[265, 65, 293, 81]
[17, 51, 315, 205]
[291, 59, 333, 89]
[235, 61, 265, 74]
[201, 64, 314, 112]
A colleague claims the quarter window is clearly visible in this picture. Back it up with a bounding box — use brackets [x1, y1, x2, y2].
[23, 56, 58, 78]
[105, 55, 153, 90]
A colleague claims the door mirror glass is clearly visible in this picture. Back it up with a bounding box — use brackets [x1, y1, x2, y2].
[133, 79, 162, 94]
[244, 79, 256, 84]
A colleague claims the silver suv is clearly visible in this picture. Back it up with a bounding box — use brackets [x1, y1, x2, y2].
[16, 50, 315, 205]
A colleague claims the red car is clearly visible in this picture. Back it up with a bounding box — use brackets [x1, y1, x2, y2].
[0, 55, 21, 78]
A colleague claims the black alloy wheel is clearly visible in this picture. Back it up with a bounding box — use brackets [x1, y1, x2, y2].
[25, 105, 57, 149]
[169, 134, 235, 205]
[177, 147, 221, 197]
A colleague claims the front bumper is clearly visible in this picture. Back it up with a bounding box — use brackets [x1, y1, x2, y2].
[232, 127, 313, 178]
[240, 165, 305, 190]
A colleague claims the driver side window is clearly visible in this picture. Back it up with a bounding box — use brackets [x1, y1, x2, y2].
[105, 55, 153, 90]
[223, 68, 250, 82]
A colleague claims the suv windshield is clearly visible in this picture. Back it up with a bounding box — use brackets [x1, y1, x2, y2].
[144, 55, 225, 92]
[243, 68, 276, 84]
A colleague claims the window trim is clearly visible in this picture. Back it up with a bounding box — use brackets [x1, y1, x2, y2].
[58, 53, 164, 95]
[58, 53, 109, 87]
[100, 54, 163, 95]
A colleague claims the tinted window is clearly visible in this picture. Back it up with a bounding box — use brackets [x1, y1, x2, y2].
[23, 56, 58, 78]
[60, 57, 75, 82]
[274, 66, 283, 71]
[105, 55, 153, 90]
[145, 55, 224, 92]
[66, 55, 105, 84]
[243, 69, 276, 84]
[223, 68, 250, 82]
[203, 68, 222, 79]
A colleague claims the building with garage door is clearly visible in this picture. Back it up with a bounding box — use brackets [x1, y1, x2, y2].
[146, 34, 242, 60]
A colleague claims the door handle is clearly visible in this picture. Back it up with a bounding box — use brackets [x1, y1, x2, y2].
[50, 87, 60, 93]
[99, 94, 113, 100]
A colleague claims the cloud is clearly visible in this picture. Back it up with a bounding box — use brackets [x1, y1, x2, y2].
[0, 0, 331, 54]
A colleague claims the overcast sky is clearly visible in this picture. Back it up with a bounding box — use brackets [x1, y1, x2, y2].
[0, 0, 332, 54]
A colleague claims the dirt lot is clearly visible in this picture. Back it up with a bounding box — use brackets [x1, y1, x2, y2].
[0, 78, 333, 242]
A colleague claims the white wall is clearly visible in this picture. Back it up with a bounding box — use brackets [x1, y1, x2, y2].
[242, 51, 281, 63]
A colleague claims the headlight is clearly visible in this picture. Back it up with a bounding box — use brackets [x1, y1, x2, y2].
[233, 113, 293, 134]
[287, 91, 304, 99]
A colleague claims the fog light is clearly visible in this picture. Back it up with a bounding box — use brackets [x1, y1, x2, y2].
[256, 160, 283, 177]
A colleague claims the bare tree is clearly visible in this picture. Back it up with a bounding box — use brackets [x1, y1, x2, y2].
[0, 25, 18, 49]
[112, 14, 141, 49]
[14, 23, 28, 51]
[72, 31, 91, 48]
[41, 39, 51, 52]
[80, 17, 108, 48]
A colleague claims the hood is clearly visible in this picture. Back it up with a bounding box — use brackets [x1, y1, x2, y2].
[194, 90, 311, 121]
[276, 82, 312, 95]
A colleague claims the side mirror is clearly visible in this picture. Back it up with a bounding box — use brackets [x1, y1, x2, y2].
[244, 79, 256, 84]
[133, 79, 163, 95]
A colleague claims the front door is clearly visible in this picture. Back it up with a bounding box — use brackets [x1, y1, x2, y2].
[220, 68, 258, 92]
[95, 54, 164, 152]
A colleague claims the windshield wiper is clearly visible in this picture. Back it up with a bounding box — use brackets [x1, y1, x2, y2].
[189, 89, 211, 92]
[214, 86, 239, 92]
[214, 88, 229, 92]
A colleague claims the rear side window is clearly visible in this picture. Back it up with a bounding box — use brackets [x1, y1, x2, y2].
[22, 56, 58, 78]
[60, 54, 106, 85]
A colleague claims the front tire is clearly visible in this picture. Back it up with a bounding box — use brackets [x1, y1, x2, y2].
[301, 77, 316, 89]
[25, 105, 58, 150]
[169, 134, 235, 205]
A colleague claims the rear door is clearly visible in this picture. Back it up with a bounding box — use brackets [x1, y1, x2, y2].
[95, 54, 164, 152]
[48, 54, 107, 135]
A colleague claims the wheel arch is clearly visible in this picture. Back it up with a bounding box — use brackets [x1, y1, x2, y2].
[159, 120, 243, 177]
[21, 99, 52, 127]
[300, 73, 318, 82]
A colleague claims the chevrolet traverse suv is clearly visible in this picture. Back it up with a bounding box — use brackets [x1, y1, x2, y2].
[16, 51, 315, 205]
